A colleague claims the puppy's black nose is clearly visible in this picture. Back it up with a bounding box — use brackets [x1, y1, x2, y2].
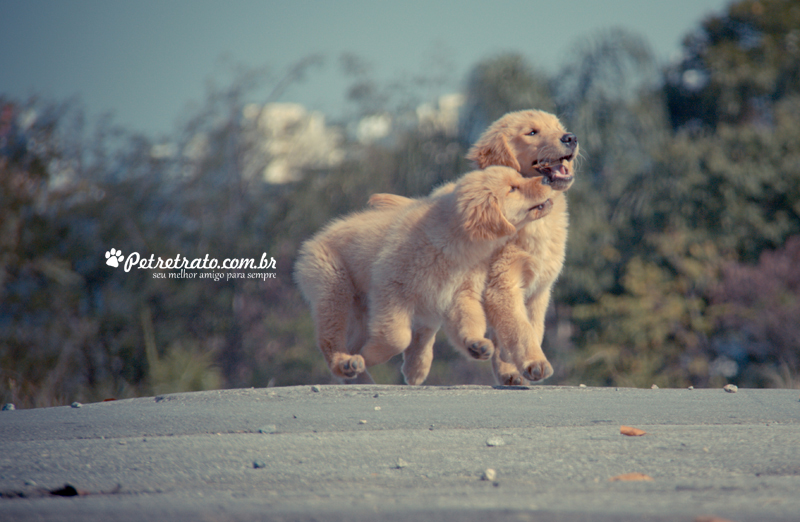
[561, 133, 578, 148]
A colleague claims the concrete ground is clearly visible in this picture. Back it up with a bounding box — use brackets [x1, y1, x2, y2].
[1, 384, 799, 521]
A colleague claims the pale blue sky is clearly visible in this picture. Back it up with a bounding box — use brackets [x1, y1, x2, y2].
[0, 0, 732, 137]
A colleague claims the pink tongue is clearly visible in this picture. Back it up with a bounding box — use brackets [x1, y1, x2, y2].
[552, 164, 568, 176]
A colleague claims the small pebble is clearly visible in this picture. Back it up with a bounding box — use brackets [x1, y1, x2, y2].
[482, 468, 497, 481]
[253, 460, 267, 469]
[71, 402, 82, 408]
[651, 384, 659, 389]
[359, 419, 367, 425]
[258, 424, 278, 434]
[395, 458, 409, 469]
[374, 406, 381, 411]
[723, 384, 738, 393]
[311, 385, 321, 393]
[2, 403, 15, 411]
[688, 386, 694, 390]
[486, 436, 506, 447]
[579, 384, 587, 388]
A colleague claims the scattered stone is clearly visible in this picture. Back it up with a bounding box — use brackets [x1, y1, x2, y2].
[651, 384, 659, 389]
[374, 406, 381, 411]
[486, 436, 506, 447]
[50, 484, 80, 497]
[359, 419, 367, 425]
[395, 458, 409, 469]
[310, 385, 321, 393]
[253, 460, 267, 469]
[258, 425, 278, 434]
[723, 384, 738, 393]
[481, 468, 497, 481]
[688, 386, 694, 390]
[70, 402, 82, 408]
[2, 403, 15, 411]
[373, 393, 380, 398]
[579, 384, 587, 388]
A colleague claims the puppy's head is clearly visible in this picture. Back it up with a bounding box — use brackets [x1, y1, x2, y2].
[466, 110, 578, 192]
[455, 166, 553, 241]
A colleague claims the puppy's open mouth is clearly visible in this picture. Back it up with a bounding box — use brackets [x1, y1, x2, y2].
[533, 154, 574, 188]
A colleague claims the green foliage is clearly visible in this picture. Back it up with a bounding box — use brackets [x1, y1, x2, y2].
[571, 234, 723, 388]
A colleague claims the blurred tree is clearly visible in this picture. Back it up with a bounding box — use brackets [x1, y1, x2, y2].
[665, 0, 800, 130]
[552, 29, 668, 302]
[709, 235, 800, 388]
[459, 53, 555, 145]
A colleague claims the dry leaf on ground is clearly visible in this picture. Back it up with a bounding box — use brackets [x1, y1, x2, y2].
[608, 472, 654, 482]
[620, 425, 647, 436]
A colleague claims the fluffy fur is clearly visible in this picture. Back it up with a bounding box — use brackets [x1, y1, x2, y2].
[295, 166, 553, 384]
[370, 110, 579, 385]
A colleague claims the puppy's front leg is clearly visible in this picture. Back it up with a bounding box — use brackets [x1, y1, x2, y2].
[521, 287, 554, 382]
[485, 246, 552, 383]
[442, 278, 494, 361]
[401, 327, 437, 385]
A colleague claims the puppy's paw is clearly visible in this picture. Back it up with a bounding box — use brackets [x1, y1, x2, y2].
[333, 355, 366, 379]
[466, 339, 494, 360]
[402, 370, 428, 386]
[523, 359, 553, 382]
[498, 371, 527, 386]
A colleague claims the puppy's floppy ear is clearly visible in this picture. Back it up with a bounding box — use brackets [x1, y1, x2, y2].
[466, 129, 521, 171]
[457, 175, 517, 241]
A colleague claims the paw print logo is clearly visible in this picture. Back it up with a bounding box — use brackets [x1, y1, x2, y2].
[105, 248, 124, 268]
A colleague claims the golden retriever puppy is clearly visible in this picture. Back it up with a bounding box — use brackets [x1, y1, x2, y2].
[359, 167, 553, 384]
[295, 166, 553, 384]
[472, 110, 577, 385]
[369, 110, 578, 385]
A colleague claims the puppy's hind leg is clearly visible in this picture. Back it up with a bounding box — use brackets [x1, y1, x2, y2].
[342, 294, 374, 384]
[361, 304, 413, 368]
[314, 284, 366, 380]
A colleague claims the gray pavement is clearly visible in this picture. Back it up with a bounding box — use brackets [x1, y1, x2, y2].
[1, 384, 799, 521]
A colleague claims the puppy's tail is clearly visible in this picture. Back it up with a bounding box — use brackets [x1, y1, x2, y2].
[368, 193, 414, 210]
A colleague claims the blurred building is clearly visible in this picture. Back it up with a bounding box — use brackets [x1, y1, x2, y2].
[416, 93, 465, 137]
[242, 103, 344, 184]
[355, 113, 392, 144]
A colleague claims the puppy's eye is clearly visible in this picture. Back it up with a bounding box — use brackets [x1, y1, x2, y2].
[527, 129, 538, 136]
[509, 186, 519, 193]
